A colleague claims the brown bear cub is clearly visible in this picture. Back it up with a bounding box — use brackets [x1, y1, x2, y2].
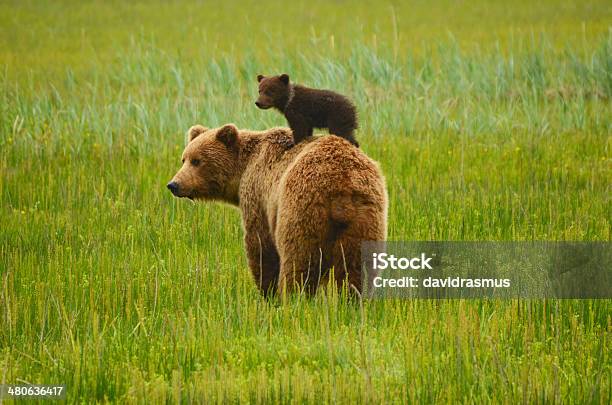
[255, 74, 359, 147]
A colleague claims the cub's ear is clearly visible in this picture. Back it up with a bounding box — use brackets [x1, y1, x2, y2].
[279, 73, 290, 84]
[216, 124, 238, 147]
[257, 74, 265, 83]
[188, 125, 208, 142]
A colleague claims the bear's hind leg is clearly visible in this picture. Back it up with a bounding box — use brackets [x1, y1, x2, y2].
[328, 122, 359, 147]
[244, 232, 281, 298]
[328, 195, 387, 295]
[275, 206, 333, 296]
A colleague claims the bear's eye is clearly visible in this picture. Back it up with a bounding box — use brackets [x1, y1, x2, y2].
[191, 158, 201, 166]
[182, 158, 185, 163]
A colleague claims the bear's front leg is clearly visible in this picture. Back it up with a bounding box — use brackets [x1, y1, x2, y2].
[244, 231, 280, 298]
[285, 112, 313, 146]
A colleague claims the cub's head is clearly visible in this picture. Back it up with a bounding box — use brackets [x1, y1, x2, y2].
[167, 124, 240, 203]
[255, 73, 291, 110]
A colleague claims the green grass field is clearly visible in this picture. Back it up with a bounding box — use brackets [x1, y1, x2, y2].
[1, 0, 611, 402]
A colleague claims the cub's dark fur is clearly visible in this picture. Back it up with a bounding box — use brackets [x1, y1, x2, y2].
[255, 74, 359, 147]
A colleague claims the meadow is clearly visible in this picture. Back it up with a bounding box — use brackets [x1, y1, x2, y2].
[1, 0, 611, 402]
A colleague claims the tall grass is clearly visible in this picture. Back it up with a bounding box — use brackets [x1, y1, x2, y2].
[1, 0, 611, 402]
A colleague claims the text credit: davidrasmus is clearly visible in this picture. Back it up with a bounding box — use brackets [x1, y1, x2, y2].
[371, 252, 511, 289]
[361, 241, 612, 299]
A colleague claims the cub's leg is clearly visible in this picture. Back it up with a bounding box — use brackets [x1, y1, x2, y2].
[328, 119, 359, 147]
[286, 112, 313, 145]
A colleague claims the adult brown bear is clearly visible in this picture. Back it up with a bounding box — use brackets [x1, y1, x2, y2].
[168, 124, 387, 297]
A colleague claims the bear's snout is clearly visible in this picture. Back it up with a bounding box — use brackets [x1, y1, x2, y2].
[255, 100, 272, 109]
[167, 181, 180, 196]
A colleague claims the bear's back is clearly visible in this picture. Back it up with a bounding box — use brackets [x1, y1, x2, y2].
[265, 135, 386, 226]
[241, 129, 385, 218]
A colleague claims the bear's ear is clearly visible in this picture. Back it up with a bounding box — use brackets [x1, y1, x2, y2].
[216, 124, 238, 147]
[279, 74, 290, 85]
[188, 125, 208, 143]
[257, 74, 265, 83]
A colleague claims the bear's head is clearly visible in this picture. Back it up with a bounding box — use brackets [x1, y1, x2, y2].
[167, 124, 241, 204]
[255, 73, 291, 111]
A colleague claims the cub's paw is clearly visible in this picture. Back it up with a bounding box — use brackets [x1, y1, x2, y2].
[274, 137, 295, 149]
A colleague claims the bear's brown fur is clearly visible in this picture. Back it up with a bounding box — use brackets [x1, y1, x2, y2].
[168, 124, 387, 296]
[255, 74, 359, 147]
